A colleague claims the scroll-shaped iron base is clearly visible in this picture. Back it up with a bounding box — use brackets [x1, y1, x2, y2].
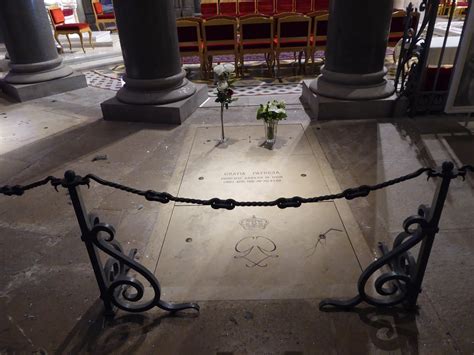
[63, 170, 199, 316]
[320, 162, 460, 311]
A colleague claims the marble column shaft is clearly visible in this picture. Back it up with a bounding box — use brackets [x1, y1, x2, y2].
[0, 0, 72, 84]
[114, 0, 196, 105]
[310, 0, 395, 100]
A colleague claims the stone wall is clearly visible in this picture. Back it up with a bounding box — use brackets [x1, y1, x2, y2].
[175, 0, 200, 17]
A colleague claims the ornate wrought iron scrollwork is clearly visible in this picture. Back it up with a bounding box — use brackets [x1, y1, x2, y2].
[63, 171, 199, 316]
[319, 210, 431, 310]
[320, 161, 461, 311]
[2, 163, 471, 315]
[394, 0, 439, 97]
[394, 0, 463, 114]
[88, 216, 198, 313]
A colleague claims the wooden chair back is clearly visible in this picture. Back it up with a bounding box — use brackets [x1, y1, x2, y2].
[176, 18, 203, 55]
[48, 5, 66, 27]
[239, 15, 274, 50]
[276, 14, 311, 49]
[202, 16, 238, 51]
[313, 12, 329, 50]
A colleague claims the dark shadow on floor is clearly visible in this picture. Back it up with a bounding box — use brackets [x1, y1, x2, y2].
[55, 300, 197, 354]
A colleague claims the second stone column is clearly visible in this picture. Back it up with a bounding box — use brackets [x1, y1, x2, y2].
[101, 0, 207, 124]
[310, 0, 395, 100]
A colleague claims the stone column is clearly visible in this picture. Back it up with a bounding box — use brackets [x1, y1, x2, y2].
[0, 0, 86, 101]
[0, 0, 72, 84]
[310, 0, 395, 100]
[194, 0, 202, 15]
[181, 0, 197, 16]
[101, 0, 207, 124]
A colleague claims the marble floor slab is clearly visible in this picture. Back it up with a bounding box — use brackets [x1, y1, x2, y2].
[151, 124, 367, 301]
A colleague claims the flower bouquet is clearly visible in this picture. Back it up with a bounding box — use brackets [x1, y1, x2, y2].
[256, 100, 287, 146]
[214, 63, 237, 143]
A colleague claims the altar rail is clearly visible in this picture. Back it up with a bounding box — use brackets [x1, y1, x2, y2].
[1, 162, 473, 316]
[395, 0, 471, 115]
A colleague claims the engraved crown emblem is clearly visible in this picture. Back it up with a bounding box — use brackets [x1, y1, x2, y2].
[239, 215, 269, 230]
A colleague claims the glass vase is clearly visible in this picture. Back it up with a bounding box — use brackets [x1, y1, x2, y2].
[264, 120, 278, 145]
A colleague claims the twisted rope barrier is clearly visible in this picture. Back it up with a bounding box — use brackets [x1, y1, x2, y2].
[3, 165, 472, 208]
[0, 162, 472, 315]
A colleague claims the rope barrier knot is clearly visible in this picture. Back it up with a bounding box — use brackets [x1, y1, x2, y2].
[210, 198, 236, 210]
[144, 191, 172, 204]
[276, 197, 302, 209]
[1, 185, 24, 196]
[343, 185, 371, 200]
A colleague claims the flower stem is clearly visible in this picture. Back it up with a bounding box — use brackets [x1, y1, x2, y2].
[220, 103, 225, 141]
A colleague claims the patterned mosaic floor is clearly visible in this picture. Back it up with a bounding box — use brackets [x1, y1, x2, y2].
[84, 48, 396, 97]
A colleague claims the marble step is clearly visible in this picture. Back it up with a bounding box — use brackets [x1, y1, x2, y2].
[0, 52, 123, 73]
[68, 54, 123, 71]
[56, 31, 114, 48]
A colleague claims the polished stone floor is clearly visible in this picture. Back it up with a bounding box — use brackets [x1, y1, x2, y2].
[0, 82, 473, 354]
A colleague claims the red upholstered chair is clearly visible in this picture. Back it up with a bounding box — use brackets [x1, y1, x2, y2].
[201, 1, 219, 19]
[454, 2, 469, 16]
[202, 16, 239, 77]
[257, 0, 275, 15]
[295, 0, 314, 14]
[274, 14, 311, 74]
[177, 18, 205, 78]
[310, 12, 329, 64]
[239, 15, 275, 75]
[219, 0, 238, 16]
[92, 0, 116, 31]
[313, 0, 329, 11]
[238, 0, 257, 16]
[48, 6, 93, 53]
[276, 0, 295, 14]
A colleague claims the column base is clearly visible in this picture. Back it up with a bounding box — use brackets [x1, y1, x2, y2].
[117, 71, 197, 105]
[0, 71, 87, 102]
[310, 75, 395, 101]
[101, 83, 208, 124]
[301, 80, 398, 120]
[5, 63, 73, 84]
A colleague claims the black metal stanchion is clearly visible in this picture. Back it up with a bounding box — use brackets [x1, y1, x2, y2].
[61, 170, 199, 316]
[319, 161, 462, 311]
[1, 162, 472, 316]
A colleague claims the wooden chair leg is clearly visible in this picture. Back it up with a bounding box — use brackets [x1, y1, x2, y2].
[88, 31, 94, 49]
[199, 54, 205, 80]
[276, 51, 281, 77]
[303, 50, 308, 74]
[78, 32, 85, 53]
[234, 54, 239, 78]
[207, 55, 213, 79]
[54, 32, 63, 51]
[65, 34, 72, 51]
[270, 52, 276, 77]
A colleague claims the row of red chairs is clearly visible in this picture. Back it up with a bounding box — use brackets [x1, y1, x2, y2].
[177, 9, 418, 78]
[201, 0, 329, 18]
[177, 13, 330, 78]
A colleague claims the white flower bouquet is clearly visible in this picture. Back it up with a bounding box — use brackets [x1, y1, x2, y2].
[256, 100, 288, 122]
[214, 63, 237, 108]
[256, 100, 287, 146]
